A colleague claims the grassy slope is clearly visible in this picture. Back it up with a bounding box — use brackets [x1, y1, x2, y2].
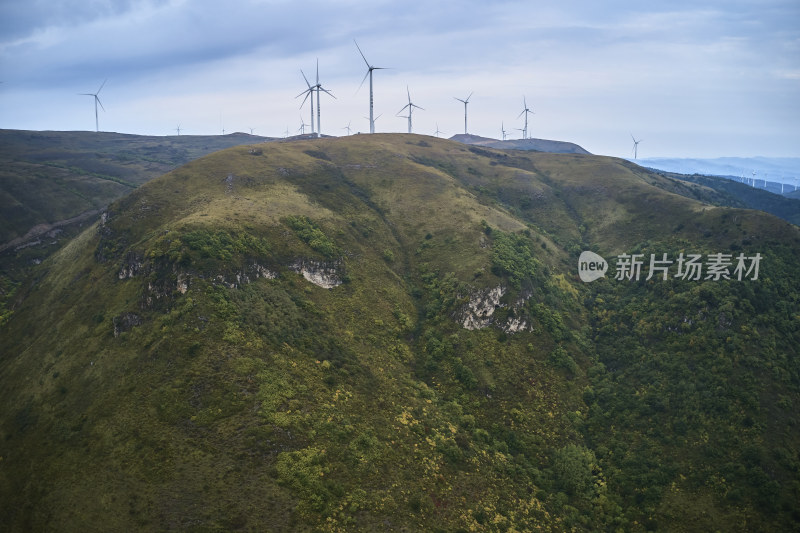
[0, 129, 273, 245]
[0, 134, 798, 531]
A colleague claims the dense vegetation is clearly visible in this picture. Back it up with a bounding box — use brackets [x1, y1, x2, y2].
[1, 134, 798, 531]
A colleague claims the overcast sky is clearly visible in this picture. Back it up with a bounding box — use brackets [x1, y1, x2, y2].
[1, 0, 798, 158]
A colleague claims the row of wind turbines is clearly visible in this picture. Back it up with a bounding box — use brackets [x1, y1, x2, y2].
[294, 40, 538, 140]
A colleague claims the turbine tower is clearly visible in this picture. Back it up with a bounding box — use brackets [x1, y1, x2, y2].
[517, 97, 533, 139]
[501, 122, 508, 141]
[297, 70, 316, 135]
[313, 59, 335, 138]
[397, 86, 423, 134]
[454, 92, 473, 135]
[630, 134, 642, 159]
[79, 79, 106, 132]
[355, 40, 387, 134]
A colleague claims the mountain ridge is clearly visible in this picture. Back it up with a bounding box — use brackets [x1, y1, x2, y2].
[1, 134, 798, 531]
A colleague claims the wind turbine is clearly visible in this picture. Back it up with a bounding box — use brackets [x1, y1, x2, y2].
[299, 116, 308, 135]
[79, 79, 106, 132]
[501, 122, 508, 141]
[630, 134, 642, 159]
[312, 59, 335, 138]
[434, 123, 443, 138]
[342, 121, 352, 135]
[397, 86, 423, 134]
[517, 97, 534, 139]
[454, 92, 473, 135]
[175, 124, 181, 136]
[297, 70, 316, 135]
[355, 40, 387, 134]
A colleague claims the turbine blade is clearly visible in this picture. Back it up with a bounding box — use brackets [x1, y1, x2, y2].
[301, 70, 312, 89]
[354, 39, 370, 67]
[97, 78, 107, 94]
[96, 96, 105, 112]
[320, 88, 336, 99]
[298, 92, 311, 108]
[466, 92, 473, 102]
[356, 70, 370, 93]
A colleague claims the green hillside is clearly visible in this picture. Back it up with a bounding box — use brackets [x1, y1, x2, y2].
[0, 129, 273, 248]
[1, 134, 798, 531]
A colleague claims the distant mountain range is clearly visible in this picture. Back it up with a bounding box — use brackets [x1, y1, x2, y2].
[450, 133, 591, 154]
[637, 156, 800, 189]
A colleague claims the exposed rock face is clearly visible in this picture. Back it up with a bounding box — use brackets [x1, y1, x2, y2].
[213, 263, 278, 289]
[289, 259, 342, 289]
[460, 286, 506, 330]
[118, 251, 144, 279]
[112, 312, 142, 336]
[457, 285, 532, 333]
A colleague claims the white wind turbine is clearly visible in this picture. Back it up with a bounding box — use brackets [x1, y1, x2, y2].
[501, 122, 508, 141]
[355, 40, 388, 134]
[397, 86, 423, 134]
[79, 79, 106, 132]
[175, 124, 181, 136]
[517, 97, 533, 139]
[630, 134, 642, 159]
[297, 70, 316, 135]
[454, 92, 473, 135]
[312, 59, 335, 138]
[342, 121, 352, 135]
[434, 123, 443, 138]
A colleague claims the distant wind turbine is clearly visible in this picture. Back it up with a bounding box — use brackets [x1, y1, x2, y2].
[630, 134, 642, 159]
[517, 97, 533, 139]
[501, 122, 508, 141]
[434, 123, 443, 138]
[355, 40, 387, 134]
[299, 116, 308, 135]
[175, 124, 181, 136]
[249, 127, 255, 135]
[79, 79, 106, 132]
[454, 92, 473, 135]
[397, 86, 423, 134]
[342, 121, 352, 135]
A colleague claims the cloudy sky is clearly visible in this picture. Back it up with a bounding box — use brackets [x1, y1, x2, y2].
[1, 0, 798, 158]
